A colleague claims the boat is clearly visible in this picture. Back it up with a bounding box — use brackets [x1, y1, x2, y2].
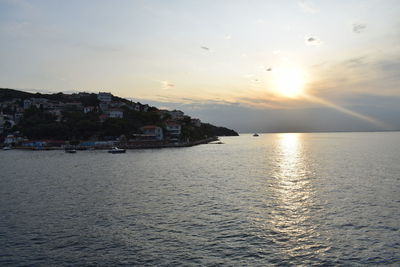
[210, 141, 224, 144]
[65, 149, 77, 153]
[253, 133, 259, 137]
[108, 147, 126, 154]
[3, 146, 12, 150]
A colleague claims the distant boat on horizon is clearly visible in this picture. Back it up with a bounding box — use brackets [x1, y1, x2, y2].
[253, 133, 259, 137]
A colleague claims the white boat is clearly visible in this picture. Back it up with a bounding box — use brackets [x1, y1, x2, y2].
[65, 149, 77, 153]
[108, 147, 126, 154]
[3, 146, 12, 150]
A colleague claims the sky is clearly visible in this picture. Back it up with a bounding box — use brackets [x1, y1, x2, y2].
[1, 0, 400, 132]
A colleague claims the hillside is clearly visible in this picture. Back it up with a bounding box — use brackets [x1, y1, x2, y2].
[0, 88, 238, 145]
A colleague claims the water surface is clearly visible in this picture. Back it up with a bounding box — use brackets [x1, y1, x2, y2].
[1, 132, 399, 265]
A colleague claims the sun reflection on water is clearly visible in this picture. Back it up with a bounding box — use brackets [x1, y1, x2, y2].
[260, 133, 327, 259]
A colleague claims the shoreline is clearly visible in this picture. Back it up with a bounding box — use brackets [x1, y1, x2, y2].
[5, 137, 219, 151]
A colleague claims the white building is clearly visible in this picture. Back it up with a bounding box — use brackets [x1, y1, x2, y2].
[108, 109, 123, 119]
[169, 110, 184, 120]
[97, 92, 112, 102]
[99, 102, 109, 111]
[4, 134, 17, 145]
[191, 118, 201, 127]
[142, 104, 149, 112]
[165, 122, 181, 136]
[23, 99, 32, 109]
[0, 113, 15, 133]
[83, 106, 95, 113]
[133, 104, 141, 112]
[141, 125, 163, 140]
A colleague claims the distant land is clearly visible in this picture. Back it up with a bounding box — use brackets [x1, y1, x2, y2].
[0, 88, 238, 149]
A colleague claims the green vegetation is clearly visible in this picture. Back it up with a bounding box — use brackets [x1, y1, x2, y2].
[1, 88, 239, 143]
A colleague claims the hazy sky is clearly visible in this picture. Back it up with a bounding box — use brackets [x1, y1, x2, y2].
[1, 0, 400, 132]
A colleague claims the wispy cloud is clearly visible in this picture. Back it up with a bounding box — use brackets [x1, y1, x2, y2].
[298, 0, 318, 14]
[353, 23, 367, 33]
[243, 74, 255, 78]
[161, 81, 175, 89]
[308, 51, 400, 99]
[224, 34, 232, 40]
[305, 36, 323, 46]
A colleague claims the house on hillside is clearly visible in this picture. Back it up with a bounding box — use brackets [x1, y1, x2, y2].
[83, 106, 95, 113]
[141, 125, 163, 140]
[48, 109, 62, 122]
[99, 102, 109, 111]
[142, 104, 149, 112]
[23, 99, 32, 109]
[99, 114, 109, 122]
[165, 121, 181, 142]
[97, 92, 112, 102]
[108, 109, 123, 119]
[0, 113, 15, 134]
[169, 110, 184, 120]
[191, 118, 201, 127]
[64, 102, 83, 111]
[132, 103, 140, 112]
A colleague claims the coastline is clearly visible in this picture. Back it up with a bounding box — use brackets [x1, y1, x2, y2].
[7, 137, 219, 151]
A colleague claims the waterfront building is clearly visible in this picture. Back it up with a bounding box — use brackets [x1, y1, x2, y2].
[141, 125, 164, 140]
[165, 122, 181, 135]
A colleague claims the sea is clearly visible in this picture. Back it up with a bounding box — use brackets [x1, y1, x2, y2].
[1, 132, 399, 266]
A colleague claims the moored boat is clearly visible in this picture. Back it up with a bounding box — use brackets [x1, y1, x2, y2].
[253, 133, 259, 137]
[108, 147, 126, 153]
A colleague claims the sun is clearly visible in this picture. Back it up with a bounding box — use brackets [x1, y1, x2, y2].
[273, 68, 306, 98]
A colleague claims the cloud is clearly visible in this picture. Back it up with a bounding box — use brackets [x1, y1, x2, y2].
[353, 23, 367, 33]
[243, 74, 255, 78]
[298, 0, 318, 14]
[161, 81, 175, 89]
[342, 56, 368, 68]
[305, 36, 323, 46]
[255, 19, 265, 24]
[308, 50, 400, 100]
[137, 95, 400, 132]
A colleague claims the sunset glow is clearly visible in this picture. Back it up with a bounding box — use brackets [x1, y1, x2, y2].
[273, 68, 306, 98]
[0, 0, 399, 132]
